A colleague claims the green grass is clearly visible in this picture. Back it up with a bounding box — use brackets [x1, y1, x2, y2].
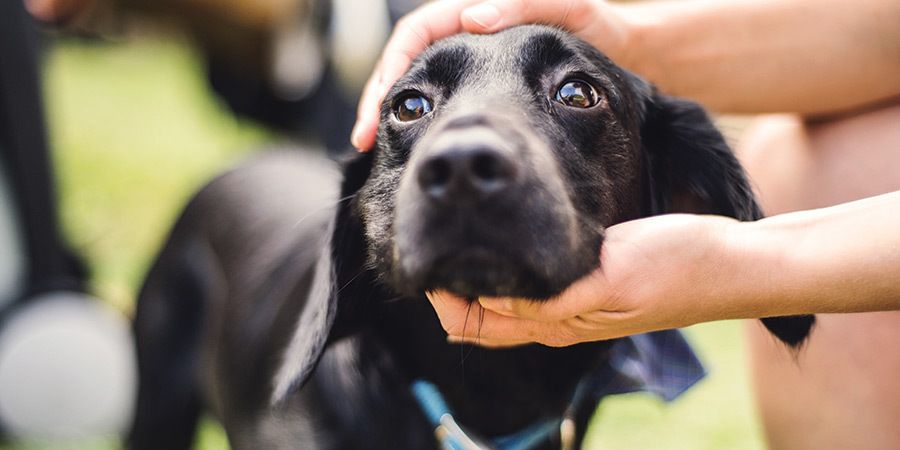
[587, 322, 766, 450]
[44, 34, 270, 313]
[30, 34, 766, 449]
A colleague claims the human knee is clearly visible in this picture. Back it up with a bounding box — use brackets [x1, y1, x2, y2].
[736, 114, 812, 214]
[737, 105, 900, 214]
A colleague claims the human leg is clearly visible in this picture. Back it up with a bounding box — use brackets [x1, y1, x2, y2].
[737, 103, 900, 450]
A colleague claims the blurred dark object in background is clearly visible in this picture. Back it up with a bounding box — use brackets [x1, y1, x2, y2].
[40, 0, 425, 151]
[143, 0, 424, 151]
[1, 0, 85, 327]
[0, 0, 134, 445]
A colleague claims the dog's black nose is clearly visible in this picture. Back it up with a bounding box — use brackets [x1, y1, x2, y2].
[417, 145, 517, 201]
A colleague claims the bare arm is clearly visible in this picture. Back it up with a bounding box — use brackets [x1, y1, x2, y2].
[729, 190, 900, 317]
[619, 0, 900, 115]
[428, 191, 900, 347]
[352, 0, 900, 150]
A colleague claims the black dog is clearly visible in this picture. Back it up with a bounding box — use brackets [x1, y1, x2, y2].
[128, 25, 814, 450]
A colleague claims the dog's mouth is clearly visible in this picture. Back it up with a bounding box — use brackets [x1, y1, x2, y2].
[417, 247, 562, 300]
[431, 248, 514, 296]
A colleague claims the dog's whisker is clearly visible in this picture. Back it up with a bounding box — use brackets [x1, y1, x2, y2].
[459, 300, 481, 368]
[476, 303, 485, 346]
[335, 268, 365, 295]
[459, 302, 476, 370]
[382, 295, 408, 304]
[290, 193, 359, 231]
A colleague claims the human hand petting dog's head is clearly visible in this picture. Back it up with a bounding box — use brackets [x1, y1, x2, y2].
[351, 0, 632, 151]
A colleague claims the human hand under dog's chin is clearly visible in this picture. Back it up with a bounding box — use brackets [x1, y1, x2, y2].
[426, 214, 752, 348]
[351, 0, 631, 151]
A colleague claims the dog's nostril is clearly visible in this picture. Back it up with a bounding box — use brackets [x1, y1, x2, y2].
[471, 152, 512, 184]
[418, 157, 452, 195]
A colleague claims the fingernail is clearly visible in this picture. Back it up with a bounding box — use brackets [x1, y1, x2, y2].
[351, 115, 374, 152]
[350, 123, 362, 150]
[447, 335, 468, 344]
[464, 3, 501, 29]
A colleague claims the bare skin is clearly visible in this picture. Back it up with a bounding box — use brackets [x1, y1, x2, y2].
[739, 108, 900, 450]
[25, 0, 94, 23]
[24, 0, 300, 26]
[353, 1, 900, 448]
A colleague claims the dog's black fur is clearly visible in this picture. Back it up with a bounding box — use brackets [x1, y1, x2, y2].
[128, 26, 814, 450]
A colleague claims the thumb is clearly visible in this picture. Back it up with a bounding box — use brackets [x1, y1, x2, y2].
[461, 0, 598, 34]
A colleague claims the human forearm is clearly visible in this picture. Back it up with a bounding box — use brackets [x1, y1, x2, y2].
[726, 191, 900, 318]
[615, 0, 900, 115]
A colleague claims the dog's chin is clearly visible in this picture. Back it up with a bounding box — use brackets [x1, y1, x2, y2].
[401, 249, 571, 300]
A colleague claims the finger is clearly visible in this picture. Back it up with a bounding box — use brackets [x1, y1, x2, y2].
[461, 0, 598, 34]
[352, 0, 484, 151]
[351, 63, 385, 151]
[426, 290, 556, 343]
[478, 268, 618, 321]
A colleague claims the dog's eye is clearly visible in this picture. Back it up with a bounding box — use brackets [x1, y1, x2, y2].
[554, 80, 599, 108]
[393, 93, 433, 122]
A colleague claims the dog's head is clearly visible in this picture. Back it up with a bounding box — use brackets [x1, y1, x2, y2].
[273, 25, 813, 403]
[362, 27, 648, 299]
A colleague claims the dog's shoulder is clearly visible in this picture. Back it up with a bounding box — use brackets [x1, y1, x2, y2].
[178, 149, 342, 270]
[195, 149, 341, 232]
[181, 149, 351, 414]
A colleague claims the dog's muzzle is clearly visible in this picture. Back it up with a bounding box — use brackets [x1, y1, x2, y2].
[392, 113, 586, 298]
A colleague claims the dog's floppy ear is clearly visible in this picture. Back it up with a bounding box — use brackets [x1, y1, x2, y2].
[270, 151, 376, 404]
[641, 92, 815, 348]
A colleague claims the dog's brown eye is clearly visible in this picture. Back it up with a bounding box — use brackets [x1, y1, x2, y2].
[555, 80, 598, 108]
[393, 93, 433, 122]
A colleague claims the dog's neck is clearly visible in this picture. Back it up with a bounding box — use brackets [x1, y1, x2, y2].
[373, 293, 611, 439]
[410, 378, 588, 450]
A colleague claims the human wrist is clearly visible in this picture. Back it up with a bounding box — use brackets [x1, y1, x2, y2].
[718, 218, 806, 320]
[750, 195, 900, 314]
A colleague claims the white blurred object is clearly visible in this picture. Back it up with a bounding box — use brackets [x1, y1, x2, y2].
[0, 161, 25, 310]
[329, 0, 391, 96]
[0, 292, 136, 444]
[271, 0, 327, 101]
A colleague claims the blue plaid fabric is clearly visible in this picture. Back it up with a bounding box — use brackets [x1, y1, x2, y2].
[592, 330, 706, 402]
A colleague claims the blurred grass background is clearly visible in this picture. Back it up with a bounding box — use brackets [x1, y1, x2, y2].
[35, 34, 767, 450]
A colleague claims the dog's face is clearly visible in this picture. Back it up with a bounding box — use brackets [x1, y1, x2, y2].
[359, 26, 650, 299]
